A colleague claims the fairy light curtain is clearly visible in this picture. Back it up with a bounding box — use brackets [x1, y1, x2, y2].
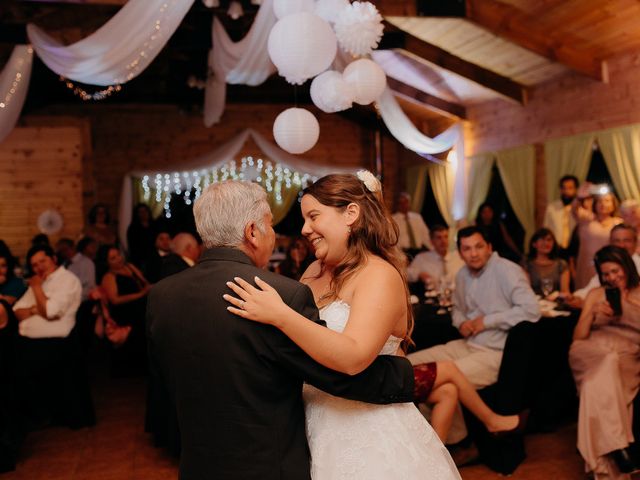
[118, 128, 356, 250]
[0, 45, 33, 144]
[26, 0, 194, 86]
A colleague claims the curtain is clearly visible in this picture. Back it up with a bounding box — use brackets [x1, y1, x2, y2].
[376, 88, 460, 155]
[428, 161, 455, 228]
[405, 164, 429, 212]
[118, 128, 358, 249]
[597, 124, 640, 201]
[544, 132, 594, 203]
[0, 45, 33, 144]
[27, 0, 194, 86]
[465, 153, 495, 223]
[205, 0, 277, 126]
[496, 145, 536, 245]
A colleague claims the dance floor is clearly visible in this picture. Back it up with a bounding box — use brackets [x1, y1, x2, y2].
[1, 353, 637, 480]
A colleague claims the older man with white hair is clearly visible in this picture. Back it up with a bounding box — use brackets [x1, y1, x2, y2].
[147, 181, 415, 480]
[158, 232, 201, 280]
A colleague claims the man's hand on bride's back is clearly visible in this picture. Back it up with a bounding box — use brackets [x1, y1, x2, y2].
[223, 276, 288, 327]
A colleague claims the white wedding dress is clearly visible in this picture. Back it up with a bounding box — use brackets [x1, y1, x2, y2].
[303, 300, 461, 479]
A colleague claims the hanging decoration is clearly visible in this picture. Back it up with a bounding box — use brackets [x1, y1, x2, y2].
[333, 1, 383, 56]
[342, 58, 386, 105]
[267, 12, 337, 85]
[0, 45, 33, 144]
[273, 107, 320, 154]
[310, 70, 354, 113]
[272, 0, 314, 19]
[60, 76, 122, 101]
[314, 0, 350, 23]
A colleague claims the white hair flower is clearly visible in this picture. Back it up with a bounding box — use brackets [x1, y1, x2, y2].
[356, 170, 381, 193]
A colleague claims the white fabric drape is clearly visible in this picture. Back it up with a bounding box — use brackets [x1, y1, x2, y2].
[0, 45, 33, 144]
[118, 128, 356, 248]
[597, 124, 640, 201]
[205, 0, 277, 126]
[544, 132, 594, 203]
[428, 161, 455, 228]
[466, 153, 495, 223]
[27, 0, 194, 86]
[376, 88, 460, 155]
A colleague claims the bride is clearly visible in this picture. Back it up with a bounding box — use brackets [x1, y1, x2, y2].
[225, 172, 513, 478]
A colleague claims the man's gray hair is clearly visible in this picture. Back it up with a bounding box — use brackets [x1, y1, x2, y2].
[194, 181, 271, 248]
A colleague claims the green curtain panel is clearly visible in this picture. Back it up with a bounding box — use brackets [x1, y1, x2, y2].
[428, 162, 455, 228]
[544, 132, 594, 203]
[406, 164, 429, 213]
[133, 178, 166, 220]
[496, 145, 536, 246]
[465, 153, 495, 223]
[597, 124, 640, 201]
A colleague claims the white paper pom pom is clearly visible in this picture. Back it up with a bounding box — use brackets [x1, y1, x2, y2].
[334, 1, 384, 56]
[310, 71, 354, 113]
[314, 0, 350, 23]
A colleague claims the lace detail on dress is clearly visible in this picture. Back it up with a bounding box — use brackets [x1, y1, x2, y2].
[304, 301, 460, 480]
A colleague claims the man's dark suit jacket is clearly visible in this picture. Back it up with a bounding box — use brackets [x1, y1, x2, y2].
[159, 253, 191, 280]
[147, 248, 414, 480]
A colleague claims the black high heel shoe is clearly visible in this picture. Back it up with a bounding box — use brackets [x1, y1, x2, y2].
[490, 409, 530, 438]
[611, 448, 640, 474]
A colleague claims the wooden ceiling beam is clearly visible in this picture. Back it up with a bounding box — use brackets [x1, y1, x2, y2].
[466, 0, 608, 82]
[387, 77, 466, 120]
[382, 21, 528, 105]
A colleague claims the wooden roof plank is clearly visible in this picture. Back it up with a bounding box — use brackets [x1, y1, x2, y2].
[386, 77, 466, 119]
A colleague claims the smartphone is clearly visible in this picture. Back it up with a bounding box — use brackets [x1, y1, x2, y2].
[605, 287, 623, 316]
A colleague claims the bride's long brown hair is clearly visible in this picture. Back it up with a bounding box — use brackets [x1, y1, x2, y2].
[303, 174, 414, 349]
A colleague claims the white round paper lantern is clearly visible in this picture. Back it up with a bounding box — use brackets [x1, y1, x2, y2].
[273, 0, 314, 19]
[310, 71, 354, 113]
[273, 108, 320, 154]
[268, 13, 337, 85]
[314, 0, 350, 23]
[342, 58, 387, 105]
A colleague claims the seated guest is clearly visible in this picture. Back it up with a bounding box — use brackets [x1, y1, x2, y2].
[407, 224, 464, 288]
[408, 226, 540, 442]
[14, 245, 81, 339]
[277, 237, 313, 281]
[97, 246, 151, 376]
[85, 203, 117, 247]
[569, 245, 640, 478]
[160, 232, 200, 280]
[522, 228, 570, 297]
[569, 224, 640, 307]
[145, 230, 172, 283]
[67, 237, 98, 302]
[391, 192, 432, 259]
[54, 238, 75, 267]
[0, 251, 26, 306]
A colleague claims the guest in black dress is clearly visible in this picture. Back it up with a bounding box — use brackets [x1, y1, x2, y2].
[97, 246, 151, 376]
[475, 202, 522, 263]
[126, 203, 156, 270]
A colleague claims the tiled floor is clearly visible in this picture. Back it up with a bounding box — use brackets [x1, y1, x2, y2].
[1, 367, 637, 479]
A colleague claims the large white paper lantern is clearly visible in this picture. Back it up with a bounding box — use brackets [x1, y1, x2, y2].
[310, 71, 354, 113]
[273, 0, 314, 19]
[273, 108, 320, 154]
[268, 12, 337, 85]
[314, 0, 350, 23]
[342, 58, 387, 105]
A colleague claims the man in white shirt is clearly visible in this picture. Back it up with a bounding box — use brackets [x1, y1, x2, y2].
[570, 223, 640, 304]
[543, 175, 579, 251]
[67, 237, 98, 302]
[407, 224, 464, 286]
[392, 192, 431, 258]
[14, 245, 82, 339]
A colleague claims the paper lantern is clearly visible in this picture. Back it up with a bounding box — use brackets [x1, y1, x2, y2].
[273, 0, 314, 19]
[314, 0, 350, 23]
[310, 71, 354, 113]
[268, 13, 337, 85]
[342, 58, 387, 105]
[273, 108, 320, 154]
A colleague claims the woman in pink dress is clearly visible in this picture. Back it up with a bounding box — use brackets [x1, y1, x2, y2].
[573, 191, 622, 289]
[569, 245, 640, 479]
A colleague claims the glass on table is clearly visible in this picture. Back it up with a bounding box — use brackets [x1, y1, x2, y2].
[540, 277, 554, 299]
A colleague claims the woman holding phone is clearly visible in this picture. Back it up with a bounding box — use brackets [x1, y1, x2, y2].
[569, 245, 640, 479]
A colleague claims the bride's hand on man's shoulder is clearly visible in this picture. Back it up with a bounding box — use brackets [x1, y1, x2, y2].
[223, 276, 286, 326]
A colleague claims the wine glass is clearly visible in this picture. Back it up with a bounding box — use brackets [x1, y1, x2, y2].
[540, 277, 554, 299]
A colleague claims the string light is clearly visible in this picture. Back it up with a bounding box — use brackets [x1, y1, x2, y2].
[140, 156, 318, 218]
[0, 47, 32, 110]
[60, 76, 122, 101]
